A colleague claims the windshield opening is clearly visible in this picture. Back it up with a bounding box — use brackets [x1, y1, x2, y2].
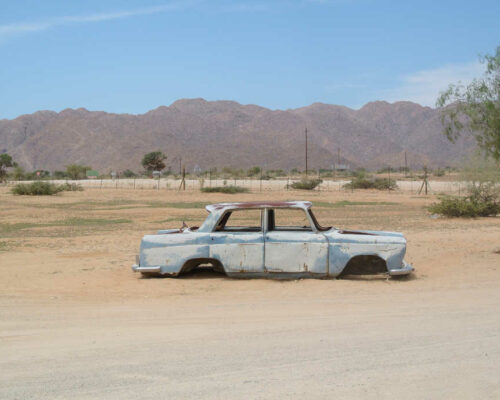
[308, 209, 332, 231]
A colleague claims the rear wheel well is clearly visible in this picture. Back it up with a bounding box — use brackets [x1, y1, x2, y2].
[339, 255, 387, 276]
[180, 258, 226, 275]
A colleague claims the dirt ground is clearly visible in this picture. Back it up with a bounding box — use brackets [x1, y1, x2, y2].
[1, 187, 499, 399]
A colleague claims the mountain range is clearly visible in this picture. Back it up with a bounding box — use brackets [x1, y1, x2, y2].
[0, 98, 475, 172]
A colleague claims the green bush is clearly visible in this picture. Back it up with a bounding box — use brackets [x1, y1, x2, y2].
[66, 164, 91, 180]
[11, 182, 83, 195]
[12, 182, 64, 195]
[59, 183, 84, 192]
[201, 185, 249, 194]
[289, 179, 322, 190]
[344, 176, 398, 190]
[122, 169, 137, 178]
[429, 183, 499, 217]
[433, 168, 446, 177]
[373, 178, 398, 190]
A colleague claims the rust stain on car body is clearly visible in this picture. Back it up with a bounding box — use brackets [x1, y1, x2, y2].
[132, 201, 414, 279]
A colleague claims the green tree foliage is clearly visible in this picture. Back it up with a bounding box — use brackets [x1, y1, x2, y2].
[53, 170, 68, 179]
[122, 169, 137, 178]
[12, 166, 26, 181]
[437, 46, 500, 160]
[66, 164, 91, 180]
[428, 157, 499, 217]
[141, 151, 167, 173]
[0, 153, 15, 181]
[247, 166, 261, 177]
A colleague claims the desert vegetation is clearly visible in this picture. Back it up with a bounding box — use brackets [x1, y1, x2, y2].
[289, 178, 322, 190]
[11, 181, 83, 196]
[429, 158, 499, 217]
[344, 172, 398, 190]
[201, 185, 249, 194]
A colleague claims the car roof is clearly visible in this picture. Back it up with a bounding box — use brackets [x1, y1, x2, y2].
[206, 201, 312, 213]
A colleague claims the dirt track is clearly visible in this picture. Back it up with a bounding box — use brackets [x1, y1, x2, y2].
[1, 188, 499, 399]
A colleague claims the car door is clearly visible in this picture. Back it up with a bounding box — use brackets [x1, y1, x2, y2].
[209, 209, 265, 274]
[264, 208, 328, 275]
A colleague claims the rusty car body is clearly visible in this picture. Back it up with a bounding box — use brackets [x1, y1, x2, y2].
[132, 201, 413, 278]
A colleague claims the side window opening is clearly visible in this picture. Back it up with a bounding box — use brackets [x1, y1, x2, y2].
[268, 208, 312, 232]
[215, 209, 262, 232]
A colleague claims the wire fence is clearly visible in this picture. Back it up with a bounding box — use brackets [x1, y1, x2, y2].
[2, 178, 468, 194]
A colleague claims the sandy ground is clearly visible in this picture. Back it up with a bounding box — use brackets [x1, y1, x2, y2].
[1, 187, 499, 399]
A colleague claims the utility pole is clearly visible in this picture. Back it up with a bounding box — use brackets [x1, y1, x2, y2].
[179, 157, 182, 175]
[337, 148, 340, 165]
[404, 151, 408, 177]
[305, 127, 308, 177]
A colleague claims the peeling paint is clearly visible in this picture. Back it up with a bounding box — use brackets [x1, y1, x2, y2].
[132, 201, 413, 278]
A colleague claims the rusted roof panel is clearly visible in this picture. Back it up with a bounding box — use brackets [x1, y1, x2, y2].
[206, 201, 312, 213]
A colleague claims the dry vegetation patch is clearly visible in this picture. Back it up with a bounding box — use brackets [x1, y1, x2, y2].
[0, 186, 499, 301]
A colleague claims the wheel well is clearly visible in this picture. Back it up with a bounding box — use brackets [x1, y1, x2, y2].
[180, 258, 226, 275]
[339, 255, 387, 276]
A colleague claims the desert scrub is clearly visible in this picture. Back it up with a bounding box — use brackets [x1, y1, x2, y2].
[12, 182, 64, 195]
[201, 186, 249, 194]
[429, 183, 499, 217]
[58, 183, 84, 191]
[289, 179, 322, 190]
[11, 181, 84, 195]
[344, 175, 398, 190]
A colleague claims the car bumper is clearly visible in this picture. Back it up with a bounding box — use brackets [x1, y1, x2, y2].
[388, 261, 414, 276]
[132, 264, 162, 273]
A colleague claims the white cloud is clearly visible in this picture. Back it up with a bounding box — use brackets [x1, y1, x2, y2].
[0, 0, 337, 42]
[381, 61, 485, 107]
[0, 2, 194, 41]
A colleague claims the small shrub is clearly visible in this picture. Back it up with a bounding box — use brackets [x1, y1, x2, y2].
[122, 169, 137, 178]
[373, 178, 398, 190]
[201, 185, 249, 194]
[344, 176, 398, 190]
[429, 182, 499, 217]
[59, 183, 84, 192]
[11, 182, 84, 195]
[12, 182, 64, 195]
[433, 168, 446, 177]
[290, 179, 322, 190]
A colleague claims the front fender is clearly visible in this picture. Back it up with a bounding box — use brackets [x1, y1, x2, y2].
[139, 233, 210, 275]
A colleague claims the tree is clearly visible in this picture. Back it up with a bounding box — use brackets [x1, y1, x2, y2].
[122, 169, 137, 178]
[247, 166, 261, 177]
[12, 166, 26, 181]
[66, 164, 91, 180]
[437, 46, 500, 160]
[0, 153, 15, 182]
[141, 151, 167, 174]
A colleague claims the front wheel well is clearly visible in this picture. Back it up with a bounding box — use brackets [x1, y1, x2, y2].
[339, 255, 387, 277]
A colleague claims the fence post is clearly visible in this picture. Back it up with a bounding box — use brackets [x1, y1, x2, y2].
[259, 168, 262, 192]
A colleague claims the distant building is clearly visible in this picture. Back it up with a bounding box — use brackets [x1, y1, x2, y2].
[86, 170, 99, 179]
[193, 165, 202, 176]
[333, 164, 350, 172]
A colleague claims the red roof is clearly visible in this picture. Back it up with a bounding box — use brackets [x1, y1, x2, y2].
[206, 201, 312, 212]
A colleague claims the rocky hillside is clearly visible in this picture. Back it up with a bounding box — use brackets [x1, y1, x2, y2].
[0, 98, 475, 172]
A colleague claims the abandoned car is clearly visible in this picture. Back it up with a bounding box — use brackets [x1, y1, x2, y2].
[132, 201, 413, 278]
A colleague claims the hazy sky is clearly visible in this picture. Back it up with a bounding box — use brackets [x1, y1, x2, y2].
[1, 0, 499, 119]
